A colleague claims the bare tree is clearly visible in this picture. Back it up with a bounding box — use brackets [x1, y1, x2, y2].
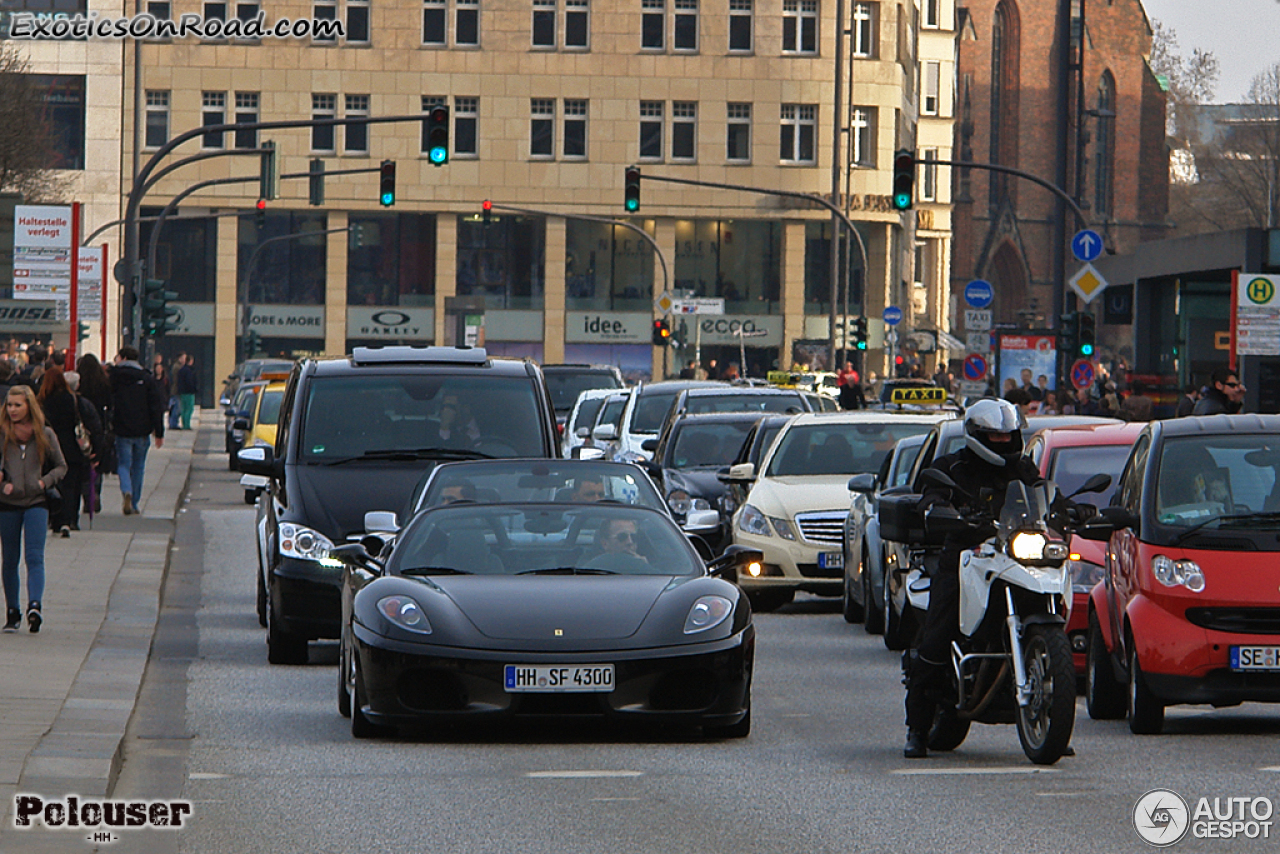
[1199, 64, 1280, 230]
[0, 44, 71, 202]
[1149, 20, 1219, 145]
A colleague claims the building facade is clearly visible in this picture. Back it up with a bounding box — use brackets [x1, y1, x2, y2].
[117, 0, 951, 400]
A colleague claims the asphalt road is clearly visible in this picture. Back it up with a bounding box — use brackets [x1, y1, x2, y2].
[111, 436, 1280, 854]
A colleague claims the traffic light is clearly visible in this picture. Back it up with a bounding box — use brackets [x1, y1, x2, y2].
[246, 330, 261, 357]
[259, 140, 279, 201]
[652, 318, 671, 346]
[77, 321, 89, 342]
[255, 198, 267, 228]
[379, 160, 396, 206]
[308, 158, 325, 206]
[891, 149, 915, 211]
[852, 316, 868, 350]
[1059, 311, 1079, 356]
[426, 105, 449, 165]
[624, 166, 641, 212]
[141, 278, 180, 338]
[482, 199, 492, 227]
[1078, 312, 1096, 357]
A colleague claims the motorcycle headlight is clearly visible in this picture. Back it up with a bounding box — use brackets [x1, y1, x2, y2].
[1152, 554, 1205, 592]
[738, 504, 771, 537]
[1009, 531, 1048, 561]
[279, 523, 337, 564]
[1068, 556, 1105, 594]
[376, 595, 433, 634]
[770, 516, 797, 540]
[683, 595, 733, 634]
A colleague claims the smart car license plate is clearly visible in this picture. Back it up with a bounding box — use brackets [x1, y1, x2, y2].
[504, 664, 615, 692]
[818, 552, 843, 569]
[1230, 646, 1280, 671]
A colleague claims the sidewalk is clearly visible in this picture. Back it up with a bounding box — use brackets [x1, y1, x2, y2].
[0, 415, 198, 831]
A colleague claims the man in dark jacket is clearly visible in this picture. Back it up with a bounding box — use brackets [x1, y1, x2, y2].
[1191, 367, 1245, 416]
[110, 346, 166, 515]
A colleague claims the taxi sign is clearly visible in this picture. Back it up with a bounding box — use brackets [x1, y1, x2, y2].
[767, 370, 801, 387]
[890, 386, 946, 405]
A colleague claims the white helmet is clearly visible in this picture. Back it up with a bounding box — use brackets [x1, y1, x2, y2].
[964, 398, 1026, 467]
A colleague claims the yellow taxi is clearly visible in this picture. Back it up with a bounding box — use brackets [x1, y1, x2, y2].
[238, 373, 288, 504]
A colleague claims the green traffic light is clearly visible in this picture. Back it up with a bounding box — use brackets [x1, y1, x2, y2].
[856, 341, 867, 350]
[625, 198, 639, 212]
[380, 191, 394, 205]
[893, 193, 911, 210]
[428, 146, 448, 165]
[1080, 343, 1094, 357]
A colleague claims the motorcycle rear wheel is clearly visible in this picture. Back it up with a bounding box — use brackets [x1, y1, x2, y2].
[1015, 624, 1076, 765]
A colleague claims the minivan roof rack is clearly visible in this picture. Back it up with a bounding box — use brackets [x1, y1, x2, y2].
[349, 345, 489, 366]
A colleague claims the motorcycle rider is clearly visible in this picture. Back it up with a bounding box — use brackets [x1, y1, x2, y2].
[903, 398, 1045, 758]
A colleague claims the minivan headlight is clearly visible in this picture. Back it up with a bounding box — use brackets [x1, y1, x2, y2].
[279, 523, 336, 564]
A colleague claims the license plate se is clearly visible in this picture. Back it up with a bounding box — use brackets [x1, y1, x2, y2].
[1230, 646, 1280, 671]
[504, 664, 615, 692]
[818, 551, 843, 569]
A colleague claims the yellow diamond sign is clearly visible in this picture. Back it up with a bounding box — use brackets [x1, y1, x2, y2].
[1068, 263, 1108, 304]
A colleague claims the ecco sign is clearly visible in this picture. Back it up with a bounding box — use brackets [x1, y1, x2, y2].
[696, 316, 783, 345]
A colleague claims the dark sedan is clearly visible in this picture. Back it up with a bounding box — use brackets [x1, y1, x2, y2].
[336, 502, 757, 738]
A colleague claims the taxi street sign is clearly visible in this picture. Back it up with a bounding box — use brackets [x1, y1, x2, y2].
[964, 309, 992, 331]
[1068, 263, 1108, 304]
[890, 386, 946, 405]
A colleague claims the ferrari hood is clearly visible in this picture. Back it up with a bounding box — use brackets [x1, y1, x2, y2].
[747, 475, 853, 518]
[432, 575, 672, 640]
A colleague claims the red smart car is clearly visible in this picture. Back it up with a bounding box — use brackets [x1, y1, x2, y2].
[1081, 414, 1280, 734]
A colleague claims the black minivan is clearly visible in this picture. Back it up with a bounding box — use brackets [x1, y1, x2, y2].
[239, 346, 560, 664]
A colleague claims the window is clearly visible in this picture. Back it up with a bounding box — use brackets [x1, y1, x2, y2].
[782, 0, 817, 54]
[533, 0, 555, 47]
[454, 97, 478, 156]
[202, 91, 226, 149]
[922, 60, 940, 115]
[563, 99, 587, 158]
[920, 147, 937, 200]
[672, 101, 695, 160]
[204, 1, 226, 21]
[348, 0, 370, 42]
[780, 104, 815, 163]
[923, 0, 939, 28]
[313, 0, 337, 42]
[145, 90, 169, 149]
[234, 91, 259, 149]
[531, 98, 555, 157]
[423, 0, 445, 43]
[728, 0, 751, 52]
[456, 0, 478, 45]
[236, 1, 258, 24]
[311, 94, 336, 151]
[146, 0, 170, 19]
[727, 103, 750, 162]
[421, 95, 446, 152]
[1094, 73, 1116, 217]
[673, 0, 697, 51]
[565, 0, 588, 48]
[851, 3, 875, 57]
[850, 106, 874, 166]
[641, 0, 664, 50]
[345, 94, 370, 154]
[639, 101, 663, 159]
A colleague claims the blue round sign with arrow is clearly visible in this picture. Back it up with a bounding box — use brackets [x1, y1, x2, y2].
[964, 279, 994, 309]
[883, 306, 904, 326]
[1072, 229, 1104, 263]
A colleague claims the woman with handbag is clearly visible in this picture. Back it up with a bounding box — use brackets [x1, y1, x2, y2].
[0, 384, 66, 633]
[36, 367, 87, 536]
[76, 354, 115, 513]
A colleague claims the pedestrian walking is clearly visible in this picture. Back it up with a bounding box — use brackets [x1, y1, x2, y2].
[64, 372, 104, 527]
[76, 354, 115, 514]
[36, 367, 90, 536]
[0, 384, 66, 633]
[109, 346, 166, 516]
[177, 355, 198, 430]
[1174, 382, 1201, 418]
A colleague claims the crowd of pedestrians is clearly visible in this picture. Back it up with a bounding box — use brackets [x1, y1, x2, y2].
[0, 342, 175, 634]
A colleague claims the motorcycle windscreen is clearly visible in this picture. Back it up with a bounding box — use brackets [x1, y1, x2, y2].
[996, 481, 1051, 539]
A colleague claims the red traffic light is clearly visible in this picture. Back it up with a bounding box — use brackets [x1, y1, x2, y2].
[256, 199, 267, 211]
[482, 200, 492, 212]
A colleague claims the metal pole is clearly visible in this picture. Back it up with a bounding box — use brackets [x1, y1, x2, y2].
[829, 0, 846, 372]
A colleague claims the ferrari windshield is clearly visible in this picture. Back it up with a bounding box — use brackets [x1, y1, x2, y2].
[420, 461, 665, 512]
[389, 504, 700, 577]
[767, 421, 935, 477]
[1155, 435, 1280, 527]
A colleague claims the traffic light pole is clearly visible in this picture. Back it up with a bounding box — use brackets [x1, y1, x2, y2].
[636, 173, 869, 372]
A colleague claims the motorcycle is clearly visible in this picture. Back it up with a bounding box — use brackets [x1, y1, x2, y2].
[904, 470, 1111, 765]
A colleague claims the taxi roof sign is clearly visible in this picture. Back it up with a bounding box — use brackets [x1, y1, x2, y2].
[890, 386, 946, 405]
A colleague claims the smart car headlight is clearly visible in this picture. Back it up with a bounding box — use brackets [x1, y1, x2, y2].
[279, 523, 336, 564]
[738, 504, 771, 537]
[376, 595, 433, 634]
[683, 595, 733, 634]
[1152, 554, 1205, 592]
[1010, 531, 1048, 561]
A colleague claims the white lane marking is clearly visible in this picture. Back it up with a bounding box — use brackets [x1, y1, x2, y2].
[189, 772, 230, 780]
[892, 767, 1059, 776]
[526, 770, 644, 779]
[1262, 767, 1280, 773]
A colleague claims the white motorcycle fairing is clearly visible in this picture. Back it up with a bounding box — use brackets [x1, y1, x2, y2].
[958, 546, 1071, 636]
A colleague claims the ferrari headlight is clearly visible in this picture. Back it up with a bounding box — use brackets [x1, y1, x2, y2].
[1010, 531, 1048, 561]
[279, 523, 335, 563]
[376, 595, 433, 634]
[1068, 556, 1105, 594]
[1152, 554, 1205, 592]
[666, 490, 709, 516]
[769, 516, 797, 540]
[739, 504, 771, 537]
[683, 595, 733, 634]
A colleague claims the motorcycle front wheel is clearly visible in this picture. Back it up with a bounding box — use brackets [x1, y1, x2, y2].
[1015, 624, 1076, 765]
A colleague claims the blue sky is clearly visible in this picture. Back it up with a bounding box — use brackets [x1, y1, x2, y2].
[1141, 0, 1280, 102]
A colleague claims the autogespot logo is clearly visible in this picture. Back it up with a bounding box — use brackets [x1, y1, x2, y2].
[1134, 789, 1191, 847]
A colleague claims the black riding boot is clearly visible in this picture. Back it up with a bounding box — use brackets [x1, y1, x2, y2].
[903, 652, 948, 758]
